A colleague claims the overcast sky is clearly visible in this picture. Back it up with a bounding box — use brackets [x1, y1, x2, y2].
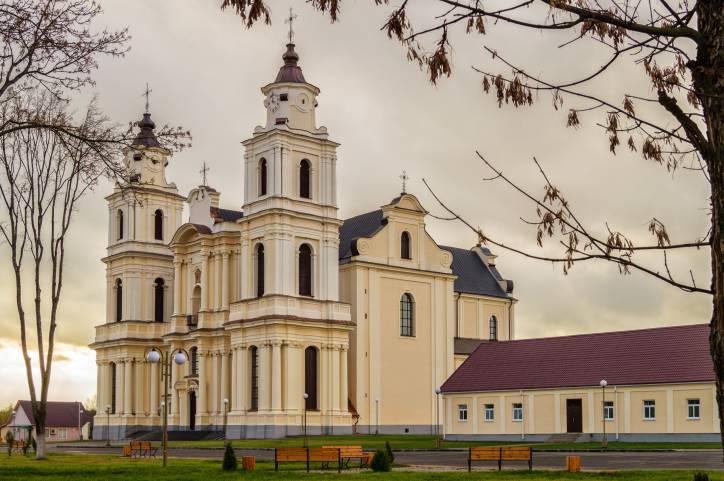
[0, 1, 711, 406]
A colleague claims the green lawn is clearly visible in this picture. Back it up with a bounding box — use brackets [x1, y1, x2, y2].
[0, 454, 721, 481]
[160, 435, 721, 451]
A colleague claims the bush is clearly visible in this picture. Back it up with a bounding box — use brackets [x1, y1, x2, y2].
[370, 450, 391, 472]
[222, 442, 237, 471]
[384, 440, 395, 463]
[694, 473, 709, 481]
[4, 431, 13, 457]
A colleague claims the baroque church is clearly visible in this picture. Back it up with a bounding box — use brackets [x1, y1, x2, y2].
[91, 41, 516, 439]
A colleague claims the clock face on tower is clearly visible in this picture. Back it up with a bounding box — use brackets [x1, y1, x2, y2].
[268, 93, 280, 112]
[297, 92, 310, 111]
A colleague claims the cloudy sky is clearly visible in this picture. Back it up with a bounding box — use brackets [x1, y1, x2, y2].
[0, 1, 711, 407]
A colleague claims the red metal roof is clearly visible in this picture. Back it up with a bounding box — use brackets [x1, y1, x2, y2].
[441, 323, 714, 393]
[15, 401, 95, 427]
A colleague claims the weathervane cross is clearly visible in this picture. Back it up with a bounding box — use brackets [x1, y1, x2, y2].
[142, 83, 152, 113]
[399, 170, 410, 193]
[200, 161, 210, 187]
[285, 7, 297, 44]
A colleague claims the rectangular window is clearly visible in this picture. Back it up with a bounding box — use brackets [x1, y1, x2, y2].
[688, 399, 701, 419]
[603, 401, 614, 420]
[512, 403, 523, 421]
[458, 404, 468, 422]
[643, 400, 656, 420]
[484, 404, 495, 421]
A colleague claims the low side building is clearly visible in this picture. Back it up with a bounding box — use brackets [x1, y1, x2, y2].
[0, 401, 95, 442]
[440, 323, 719, 442]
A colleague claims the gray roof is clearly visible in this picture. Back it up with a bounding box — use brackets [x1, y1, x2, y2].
[274, 43, 306, 84]
[132, 113, 161, 148]
[454, 337, 487, 355]
[440, 245, 510, 298]
[218, 208, 244, 222]
[338, 209, 513, 299]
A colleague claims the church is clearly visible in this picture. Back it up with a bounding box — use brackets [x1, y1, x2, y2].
[91, 40, 517, 440]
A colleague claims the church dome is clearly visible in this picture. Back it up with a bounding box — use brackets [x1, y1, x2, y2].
[274, 43, 306, 84]
[132, 112, 161, 148]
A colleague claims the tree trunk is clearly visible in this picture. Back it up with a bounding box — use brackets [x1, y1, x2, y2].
[697, 0, 724, 462]
[35, 426, 46, 459]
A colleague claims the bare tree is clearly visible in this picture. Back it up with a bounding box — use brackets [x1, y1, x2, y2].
[221, 0, 724, 453]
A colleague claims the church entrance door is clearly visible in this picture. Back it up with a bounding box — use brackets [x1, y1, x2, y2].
[566, 398, 583, 433]
[189, 392, 196, 431]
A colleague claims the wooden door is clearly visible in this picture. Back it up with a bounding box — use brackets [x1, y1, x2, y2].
[566, 398, 583, 433]
[189, 392, 196, 431]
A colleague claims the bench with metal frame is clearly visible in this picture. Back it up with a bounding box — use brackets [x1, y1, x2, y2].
[322, 445, 374, 468]
[467, 446, 532, 471]
[274, 447, 341, 472]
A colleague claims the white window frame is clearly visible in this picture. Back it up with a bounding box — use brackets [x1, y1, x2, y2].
[484, 404, 495, 422]
[512, 403, 523, 422]
[458, 404, 468, 422]
[603, 401, 614, 421]
[687, 399, 701, 420]
[643, 400, 656, 420]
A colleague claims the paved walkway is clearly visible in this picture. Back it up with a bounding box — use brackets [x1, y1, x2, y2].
[52, 445, 724, 471]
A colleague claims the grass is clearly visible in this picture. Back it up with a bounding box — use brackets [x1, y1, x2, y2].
[0, 454, 722, 481]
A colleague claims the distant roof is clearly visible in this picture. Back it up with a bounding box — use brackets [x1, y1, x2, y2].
[454, 337, 486, 355]
[211, 207, 243, 224]
[274, 43, 306, 84]
[131, 113, 161, 148]
[14, 401, 95, 427]
[440, 246, 509, 298]
[441, 323, 714, 393]
[338, 209, 385, 262]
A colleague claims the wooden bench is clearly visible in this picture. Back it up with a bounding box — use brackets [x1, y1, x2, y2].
[10, 441, 25, 453]
[127, 441, 158, 458]
[322, 445, 373, 468]
[274, 447, 341, 472]
[468, 446, 532, 471]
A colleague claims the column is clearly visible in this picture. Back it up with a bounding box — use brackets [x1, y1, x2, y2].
[229, 349, 235, 410]
[258, 344, 270, 411]
[221, 252, 230, 310]
[123, 359, 133, 416]
[331, 346, 340, 412]
[200, 253, 209, 311]
[116, 361, 125, 415]
[214, 253, 222, 310]
[172, 362, 180, 418]
[237, 346, 246, 411]
[186, 263, 194, 315]
[173, 260, 182, 315]
[211, 352, 219, 415]
[135, 361, 144, 415]
[284, 343, 301, 412]
[198, 352, 208, 414]
[150, 361, 159, 415]
[340, 347, 348, 413]
[96, 363, 103, 412]
[271, 342, 282, 412]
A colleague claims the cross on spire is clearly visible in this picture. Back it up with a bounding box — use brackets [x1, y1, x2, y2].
[399, 170, 410, 193]
[200, 161, 210, 187]
[142, 83, 152, 113]
[285, 6, 298, 44]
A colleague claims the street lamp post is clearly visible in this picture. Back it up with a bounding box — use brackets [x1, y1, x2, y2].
[600, 379, 608, 449]
[146, 347, 188, 468]
[222, 398, 229, 440]
[105, 405, 111, 447]
[435, 388, 442, 449]
[375, 398, 379, 436]
[302, 393, 309, 448]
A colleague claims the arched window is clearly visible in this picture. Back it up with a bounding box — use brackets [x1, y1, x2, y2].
[401, 231, 411, 259]
[400, 293, 415, 337]
[110, 362, 117, 414]
[115, 279, 123, 322]
[259, 158, 268, 196]
[250, 346, 259, 411]
[117, 210, 124, 240]
[298, 243, 312, 296]
[256, 243, 265, 297]
[190, 347, 198, 375]
[154, 278, 165, 322]
[299, 159, 311, 199]
[489, 315, 498, 341]
[154, 209, 163, 241]
[305, 346, 318, 410]
[191, 285, 201, 316]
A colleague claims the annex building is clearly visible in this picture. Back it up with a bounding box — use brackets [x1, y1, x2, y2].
[91, 41, 516, 440]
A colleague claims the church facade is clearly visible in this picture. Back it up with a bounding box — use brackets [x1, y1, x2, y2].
[91, 42, 516, 439]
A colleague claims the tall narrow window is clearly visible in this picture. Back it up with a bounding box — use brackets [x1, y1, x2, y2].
[110, 362, 117, 414]
[154, 209, 163, 240]
[117, 210, 124, 240]
[154, 278, 165, 322]
[401, 231, 411, 259]
[250, 346, 259, 410]
[305, 347, 318, 410]
[259, 158, 268, 196]
[489, 315, 498, 341]
[256, 243, 265, 297]
[299, 243, 312, 296]
[299, 159, 311, 199]
[115, 279, 123, 322]
[400, 293, 415, 337]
